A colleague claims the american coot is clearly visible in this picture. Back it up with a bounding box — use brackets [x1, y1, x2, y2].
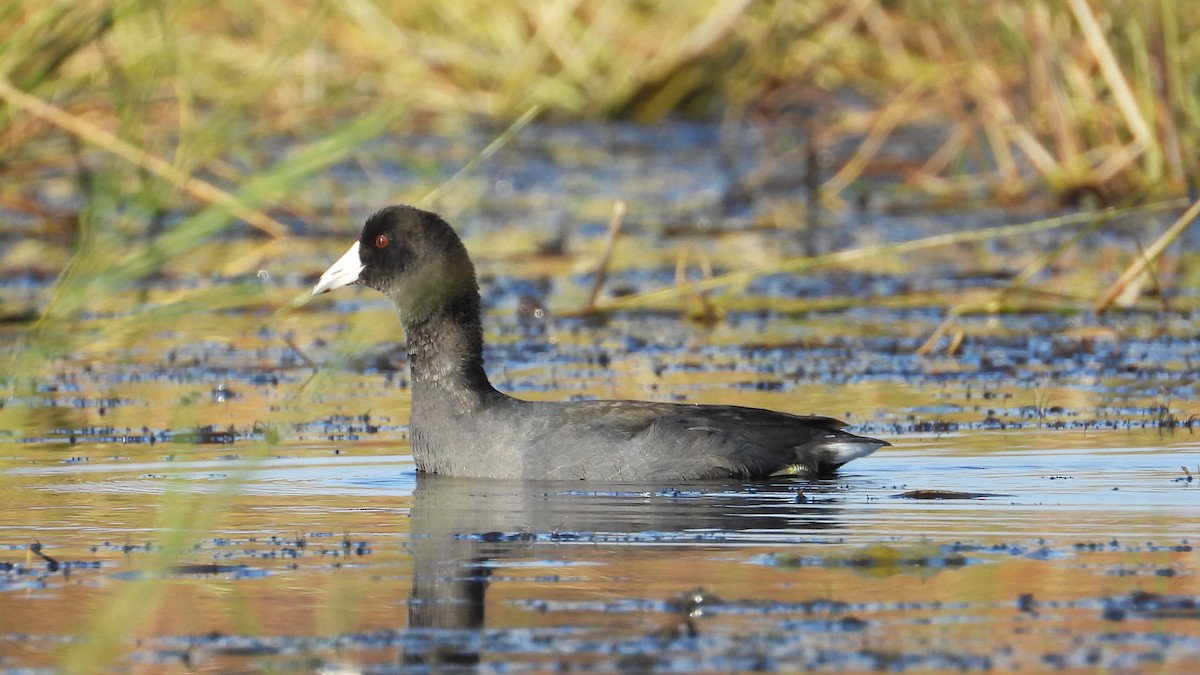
[313, 205, 888, 480]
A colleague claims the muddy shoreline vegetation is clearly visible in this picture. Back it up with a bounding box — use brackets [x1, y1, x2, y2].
[2, 1, 1198, 341]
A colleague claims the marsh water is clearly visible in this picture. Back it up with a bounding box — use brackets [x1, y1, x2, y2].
[2, 123, 1198, 672]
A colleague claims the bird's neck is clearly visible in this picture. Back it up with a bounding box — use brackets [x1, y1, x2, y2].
[404, 291, 497, 411]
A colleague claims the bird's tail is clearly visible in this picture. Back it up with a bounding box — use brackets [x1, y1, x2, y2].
[785, 430, 889, 476]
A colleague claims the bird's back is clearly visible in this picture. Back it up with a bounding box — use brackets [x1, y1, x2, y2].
[500, 398, 885, 481]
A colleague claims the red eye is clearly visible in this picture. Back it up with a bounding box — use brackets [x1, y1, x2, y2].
[374, 234, 389, 249]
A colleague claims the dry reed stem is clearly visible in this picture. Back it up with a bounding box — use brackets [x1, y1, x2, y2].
[1095, 196, 1200, 314]
[823, 76, 927, 197]
[825, 0, 877, 64]
[522, 0, 591, 87]
[1091, 141, 1146, 186]
[1000, 225, 1102, 303]
[921, 201, 1164, 354]
[653, 0, 754, 77]
[1067, 0, 1154, 163]
[579, 200, 1186, 315]
[1029, 4, 1086, 167]
[674, 245, 720, 323]
[418, 105, 541, 207]
[584, 200, 627, 311]
[1133, 239, 1173, 313]
[0, 76, 289, 238]
[910, 106, 974, 185]
[973, 66, 1023, 190]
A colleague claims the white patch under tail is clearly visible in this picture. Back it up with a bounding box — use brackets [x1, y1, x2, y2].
[822, 437, 889, 466]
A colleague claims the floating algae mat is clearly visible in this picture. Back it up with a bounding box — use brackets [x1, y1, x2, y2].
[2, 124, 1198, 671]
